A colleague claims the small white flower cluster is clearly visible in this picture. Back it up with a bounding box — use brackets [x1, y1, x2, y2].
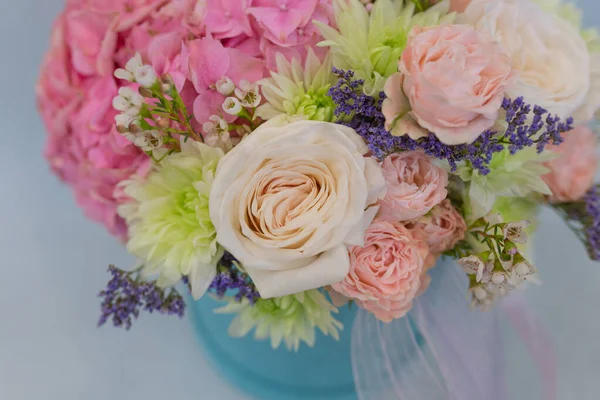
[219, 78, 262, 116]
[114, 53, 158, 88]
[459, 218, 537, 310]
[112, 88, 164, 152]
[202, 116, 230, 147]
[201, 78, 261, 150]
[112, 55, 164, 153]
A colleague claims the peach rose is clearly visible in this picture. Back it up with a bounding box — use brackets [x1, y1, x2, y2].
[408, 200, 467, 254]
[543, 126, 599, 203]
[379, 151, 448, 222]
[397, 25, 514, 145]
[331, 219, 430, 323]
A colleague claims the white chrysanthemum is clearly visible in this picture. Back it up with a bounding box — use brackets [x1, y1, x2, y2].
[256, 49, 337, 122]
[316, 0, 454, 94]
[118, 139, 224, 299]
[214, 290, 343, 352]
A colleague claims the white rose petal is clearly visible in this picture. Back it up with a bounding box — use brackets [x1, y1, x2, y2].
[209, 120, 384, 298]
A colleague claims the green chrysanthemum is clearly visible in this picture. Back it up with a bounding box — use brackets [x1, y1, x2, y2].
[316, 0, 454, 94]
[456, 148, 554, 221]
[256, 49, 337, 122]
[215, 290, 343, 351]
[118, 140, 224, 299]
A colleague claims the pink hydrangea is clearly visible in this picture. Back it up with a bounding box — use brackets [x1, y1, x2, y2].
[378, 151, 449, 223]
[248, 0, 334, 69]
[543, 126, 599, 203]
[331, 219, 431, 323]
[408, 200, 467, 254]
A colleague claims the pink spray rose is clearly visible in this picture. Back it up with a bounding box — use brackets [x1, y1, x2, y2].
[379, 151, 449, 222]
[396, 25, 515, 145]
[408, 200, 467, 254]
[542, 126, 599, 203]
[331, 219, 431, 323]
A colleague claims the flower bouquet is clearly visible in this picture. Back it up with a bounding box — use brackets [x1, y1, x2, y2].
[38, 0, 600, 398]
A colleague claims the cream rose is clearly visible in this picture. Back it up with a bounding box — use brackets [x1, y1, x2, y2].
[457, 0, 590, 118]
[209, 120, 386, 298]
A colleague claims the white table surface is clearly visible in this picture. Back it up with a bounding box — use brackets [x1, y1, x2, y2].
[1, 1, 600, 399]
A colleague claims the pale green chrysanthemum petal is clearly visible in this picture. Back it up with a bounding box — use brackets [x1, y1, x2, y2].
[118, 141, 224, 299]
[256, 49, 337, 122]
[317, 0, 454, 94]
[460, 148, 554, 221]
[215, 290, 342, 352]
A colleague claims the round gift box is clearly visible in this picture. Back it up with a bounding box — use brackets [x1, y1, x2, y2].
[188, 296, 359, 399]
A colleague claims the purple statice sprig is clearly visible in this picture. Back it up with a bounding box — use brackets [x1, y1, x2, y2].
[98, 265, 185, 330]
[209, 252, 260, 304]
[552, 185, 600, 261]
[328, 68, 573, 175]
[499, 97, 571, 154]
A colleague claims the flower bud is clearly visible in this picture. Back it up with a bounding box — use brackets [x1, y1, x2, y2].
[216, 76, 235, 95]
[491, 272, 505, 285]
[472, 286, 487, 300]
[138, 86, 153, 98]
[116, 124, 129, 134]
[156, 116, 170, 129]
[129, 121, 143, 134]
[161, 75, 175, 92]
[222, 97, 243, 116]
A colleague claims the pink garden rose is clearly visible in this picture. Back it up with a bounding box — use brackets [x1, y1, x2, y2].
[408, 200, 467, 254]
[396, 25, 515, 145]
[331, 219, 431, 323]
[379, 151, 449, 222]
[543, 126, 599, 203]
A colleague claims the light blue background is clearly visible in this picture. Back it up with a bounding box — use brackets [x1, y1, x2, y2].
[1, 1, 600, 399]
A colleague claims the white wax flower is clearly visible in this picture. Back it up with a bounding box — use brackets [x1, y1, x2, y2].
[222, 97, 243, 115]
[134, 65, 157, 88]
[216, 76, 235, 96]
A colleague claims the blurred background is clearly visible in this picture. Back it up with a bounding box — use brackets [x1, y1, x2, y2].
[1, 0, 599, 399]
